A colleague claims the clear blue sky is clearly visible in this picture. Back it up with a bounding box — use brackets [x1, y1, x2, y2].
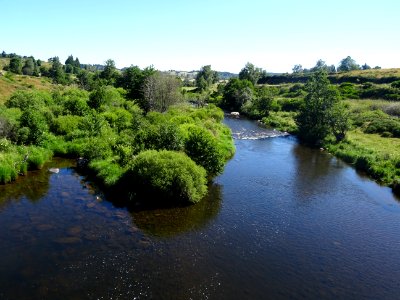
[1, 0, 399, 73]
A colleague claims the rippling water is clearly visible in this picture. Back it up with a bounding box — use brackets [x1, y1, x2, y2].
[0, 118, 399, 299]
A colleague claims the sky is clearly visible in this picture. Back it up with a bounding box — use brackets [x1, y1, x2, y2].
[1, 0, 399, 73]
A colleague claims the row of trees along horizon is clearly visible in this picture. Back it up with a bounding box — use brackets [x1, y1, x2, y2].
[1, 50, 400, 199]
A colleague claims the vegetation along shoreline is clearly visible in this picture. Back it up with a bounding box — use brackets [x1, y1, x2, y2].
[1, 52, 399, 201]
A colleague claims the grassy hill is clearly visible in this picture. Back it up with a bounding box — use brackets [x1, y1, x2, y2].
[0, 73, 54, 104]
[263, 68, 400, 85]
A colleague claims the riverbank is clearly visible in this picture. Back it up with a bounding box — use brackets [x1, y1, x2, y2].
[260, 113, 400, 195]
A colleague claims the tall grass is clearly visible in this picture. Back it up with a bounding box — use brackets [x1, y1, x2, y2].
[326, 130, 400, 189]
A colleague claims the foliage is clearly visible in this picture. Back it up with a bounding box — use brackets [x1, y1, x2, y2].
[182, 125, 225, 176]
[327, 130, 400, 187]
[89, 158, 125, 187]
[222, 78, 254, 111]
[61, 88, 90, 116]
[142, 72, 182, 113]
[19, 110, 49, 144]
[49, 56, 69, 84]
[133, 116, 184, 153]
[117, 65, 156, 100]
[195, 65, 218, 93]
[296, 71, 349, 144]
[338, 82, 360, 99]
[338, 56, 360, 72]
[51, 115, 82, 135]
[118, 150, 208, 205]
[9, 57, 22, 74]
[239, 62, 265, 85]
[352, 110, 400, 137]
[0, 59, 234, 206]
[5, 90, 52, 111]
[262, 111, 298, 133]
[100, 59, 119, 85]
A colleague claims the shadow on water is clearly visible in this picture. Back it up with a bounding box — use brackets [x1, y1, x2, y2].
[0, 158, 75, 207]
[130, 183, 222, 237]
[76, 165, 224, 238]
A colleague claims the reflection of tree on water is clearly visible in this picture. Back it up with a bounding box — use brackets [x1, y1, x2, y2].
[130, 183, 222, 238]
[291, 144, 344, 201]
[0, 158, 74, 208]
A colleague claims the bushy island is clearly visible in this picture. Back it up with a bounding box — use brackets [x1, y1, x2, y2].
[0, 70, 234, 206]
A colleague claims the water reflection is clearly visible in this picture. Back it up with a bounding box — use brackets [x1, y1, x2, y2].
[131, 183, 222, 237]
[0, 158, 74, 207]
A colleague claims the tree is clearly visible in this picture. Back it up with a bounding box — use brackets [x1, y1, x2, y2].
[328, 103, 350, 142]
[49, 56, 67, 84]
[117, 65, 156, 100]
[1, 51, 6, 58]
[142, 72, 182, 113]
[65, 55, 75, 66]
[296, 70, 348, 145]
[195, 65, 218, 92]
[77, 69, 95, 90]
[22, 57, 35, 76]
[222, 78, 255, 111]
[327, 65, 336, 73]
[9, 57, 22, 74]
[311, 59, 328, 72]
[239, 62, 264, 85]
[292, 64, 303, 74]
[101, 59, 118, 84]
[337, 56, 360, 72]
[362, 63, 371, 70]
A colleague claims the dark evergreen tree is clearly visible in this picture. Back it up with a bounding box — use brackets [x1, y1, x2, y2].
[9, 57, 23, 74]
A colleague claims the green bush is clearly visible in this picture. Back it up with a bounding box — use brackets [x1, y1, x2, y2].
[338, 82, 360, 99]
[118, 150, 207, 205]
[101, 108, 132, 132]
[278, 98, 303, 112]
[182, 125, 225, 176]
[19, 110, 49, 144]
[5, 90, 53, 111]
[89, 158, 125, 187]
[25, 146, 53, 170]
[262, 112, 298, 133]
[0, 164, 18, 184]
[88, 86, 125, 110]
[353, 110, 400, 137]
[52, 115, 82, 135]
[133, 119, 184, 153]
[391, 81, 400, 89]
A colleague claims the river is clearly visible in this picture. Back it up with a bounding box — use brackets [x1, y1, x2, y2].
[0, 117, 399, 299]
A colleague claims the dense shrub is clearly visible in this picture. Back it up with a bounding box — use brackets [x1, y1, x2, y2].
[279, 98, 303, 112]
[182, 125, 225, 176]
[118, 150, 207, 205]
[5, 90, 53, 110]
[62, 90, 90, 116]
[262, 111, 298, 133]
[88, 86, 125, 110]
[391, 81, 400, 89]
[89, 158, 125, 187]
[51, 115, 82, 135]
[101, 108, 132, 132]
[133, 121, 184, 153]
[353, 110, 400, 137]
[19, 110, 49, 144]
[360, 84, 400, 100]
[338, 82, 360, 99]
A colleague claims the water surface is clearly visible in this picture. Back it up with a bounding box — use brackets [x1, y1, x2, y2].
[0, 118, 399, 299]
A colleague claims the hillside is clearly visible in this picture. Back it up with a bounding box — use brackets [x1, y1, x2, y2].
[262, 68, 400, 85]
[0, 73, 54, 104]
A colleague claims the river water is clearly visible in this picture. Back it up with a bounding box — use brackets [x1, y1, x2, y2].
[0, 117, 399, 299]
